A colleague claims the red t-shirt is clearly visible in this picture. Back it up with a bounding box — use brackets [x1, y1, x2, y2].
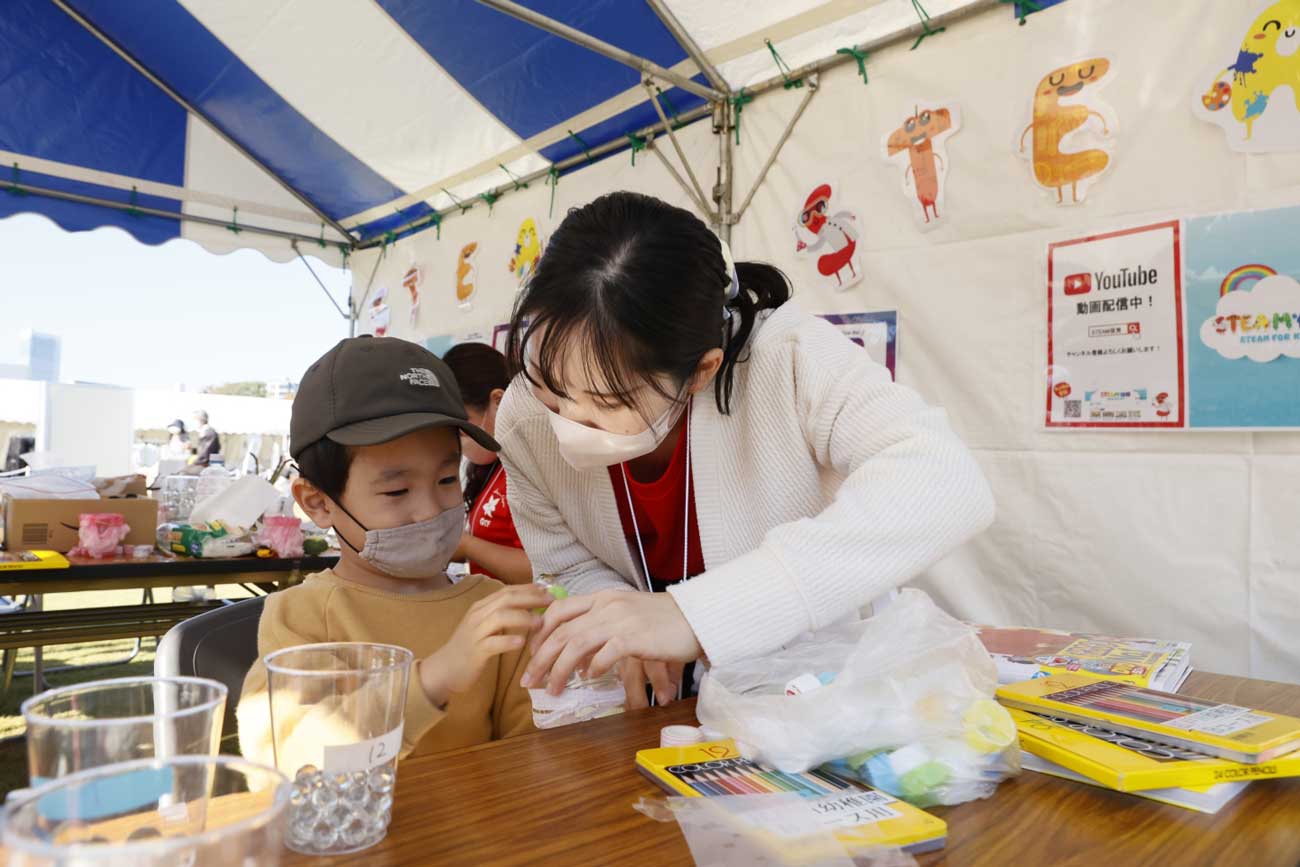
[608, 421, 705, 586]
[466, 463, 524, 579]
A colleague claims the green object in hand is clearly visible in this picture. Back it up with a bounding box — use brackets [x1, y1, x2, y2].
[303, 537, 328, 557]
[533, 576, 568, 614]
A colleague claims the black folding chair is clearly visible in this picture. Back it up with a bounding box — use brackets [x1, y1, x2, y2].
[155, 596, 265, 750]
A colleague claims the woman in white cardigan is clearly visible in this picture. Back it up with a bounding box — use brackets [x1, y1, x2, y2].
[497, 191, 994, 707]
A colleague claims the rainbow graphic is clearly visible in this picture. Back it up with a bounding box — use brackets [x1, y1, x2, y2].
[1220, 264, 1276, 296]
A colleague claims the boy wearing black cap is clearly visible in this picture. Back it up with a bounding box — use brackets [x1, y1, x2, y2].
[237, 337, 550, 764]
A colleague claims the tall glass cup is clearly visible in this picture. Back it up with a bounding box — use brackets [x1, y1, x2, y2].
[3, 755, 290, 867]
[263, 643, 412, 855]
[21, 677, 227, 785]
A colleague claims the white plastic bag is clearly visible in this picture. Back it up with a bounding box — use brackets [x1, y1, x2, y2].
[697, 589, 1017, 806]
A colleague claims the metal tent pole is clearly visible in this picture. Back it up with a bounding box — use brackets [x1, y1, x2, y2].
[715, 100, 734, 241]
[355, 103, 715, 248]
[643, 81, 713, 215]
[474, 0, 725, 104]
[5, 179, 349, 247]
[646, 0, 728, 93]
[733, 78, 819, 222]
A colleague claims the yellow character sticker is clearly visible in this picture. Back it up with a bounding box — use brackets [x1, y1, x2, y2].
[1018, 57, 1116, 205]
[1195, 0, 1300, 152]
[509, 218, 542, 285]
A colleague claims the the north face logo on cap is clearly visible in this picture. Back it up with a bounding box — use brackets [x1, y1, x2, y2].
[398, 367, 440, 387]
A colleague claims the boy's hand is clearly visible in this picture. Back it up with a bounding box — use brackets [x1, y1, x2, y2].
[418, 584, 552, 708]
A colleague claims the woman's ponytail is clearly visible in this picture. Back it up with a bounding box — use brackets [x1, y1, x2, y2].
[716, 261, 791, 413]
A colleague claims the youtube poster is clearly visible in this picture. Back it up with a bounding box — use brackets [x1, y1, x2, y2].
[1046, 221, 1185, 428]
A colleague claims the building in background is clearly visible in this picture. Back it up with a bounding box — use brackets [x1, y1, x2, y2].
[0, 329, 61, 381]
[266, 378, 298, 400]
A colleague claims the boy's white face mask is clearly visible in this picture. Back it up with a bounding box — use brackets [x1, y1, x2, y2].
[336, 502, 465, 578]
[546, 401, 682, 472]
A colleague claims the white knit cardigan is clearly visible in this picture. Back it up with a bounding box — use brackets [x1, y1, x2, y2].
[495, 302, 994, 666]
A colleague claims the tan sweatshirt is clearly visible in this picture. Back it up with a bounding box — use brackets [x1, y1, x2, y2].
[237, 570, 534, 767]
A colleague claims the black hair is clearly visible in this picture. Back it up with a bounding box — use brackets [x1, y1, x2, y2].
[442, 342, 509, 510]
[505, 191, 791, 417]
[294, 438, 353, 502]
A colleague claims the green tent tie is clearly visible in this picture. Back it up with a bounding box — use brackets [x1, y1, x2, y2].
[653, 85, 683, 129]
[317, 222, 327, 248]
[480, 190, 499, 215]
[567, 130, 594, 163]
[227, 206, 241, 235]
[499, 163, 529, 191]
[765, 39, 803, 89]
[7, 163, 23, 196]
[998, 0, 1042, 25]
[626, 133, 648, 166]
[381, 230, 396, 252]
[545, 167, 560, 219]
[837, 47, 870, 84]
[442, 187, 471, 216]
[126, 186, 140, 217]
[430, 212, 441, 240]
[910, 0, 946, 49]
[731, 88, 754, 146]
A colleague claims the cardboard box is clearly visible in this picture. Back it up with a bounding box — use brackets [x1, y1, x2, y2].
[93, 475, 148, 498]
[1, 496, 159, 552]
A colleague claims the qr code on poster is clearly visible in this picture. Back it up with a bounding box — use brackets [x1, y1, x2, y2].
[1064, 400, 1081, 419]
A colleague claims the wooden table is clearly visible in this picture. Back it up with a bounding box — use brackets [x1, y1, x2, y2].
[284, 672, 1300, 867]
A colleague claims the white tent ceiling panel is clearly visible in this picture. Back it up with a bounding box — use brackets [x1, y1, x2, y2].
[180, 0, 550, 220]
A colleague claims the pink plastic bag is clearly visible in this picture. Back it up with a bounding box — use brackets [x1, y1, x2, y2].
[256, 516, 304, 558]
[71, 513, 130, 559]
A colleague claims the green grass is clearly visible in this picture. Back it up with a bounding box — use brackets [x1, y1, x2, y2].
[0, 587, 254, 798]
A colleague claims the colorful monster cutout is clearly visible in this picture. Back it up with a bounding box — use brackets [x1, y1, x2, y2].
[792, 183, 863, 292]
[1195, 0, 1300, 151]
[1018, 58, 1117, 204]
[403, 264, 422, 326]
[456, 242, 478, 306]
[509, 218, 542, 285]
[882, 102, 961, 228]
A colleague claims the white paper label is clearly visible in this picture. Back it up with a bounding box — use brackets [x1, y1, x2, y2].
[322, 723, 403, 773]
[741, 791, 902, 839]
[1164, 705, 1271, 736]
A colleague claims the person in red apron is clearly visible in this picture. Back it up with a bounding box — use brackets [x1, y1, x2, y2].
[444, 343, 532, 584]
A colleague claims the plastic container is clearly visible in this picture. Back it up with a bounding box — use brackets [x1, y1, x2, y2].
[2, 755, 290, 867]
[527, 576, 627, 729]
[193, 465, 233, 510]
[159, 474, 201, 523]
[264, 643, 412, 855]
[22, 677, 227, 786]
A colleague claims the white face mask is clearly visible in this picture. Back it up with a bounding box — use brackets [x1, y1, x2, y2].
[336, 502, 465, 578]
[546, 401, 683, 472]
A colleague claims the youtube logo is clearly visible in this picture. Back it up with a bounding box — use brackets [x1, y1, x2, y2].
[1064, 273, 1092, 295]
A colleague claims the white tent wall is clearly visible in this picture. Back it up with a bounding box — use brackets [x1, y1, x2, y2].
[348, 116, 719, 348]
[346, 0, 1300, 681]
[730, 0, 1300, 680]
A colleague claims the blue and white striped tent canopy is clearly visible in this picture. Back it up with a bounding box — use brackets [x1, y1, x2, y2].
[0, 0, 990, 266]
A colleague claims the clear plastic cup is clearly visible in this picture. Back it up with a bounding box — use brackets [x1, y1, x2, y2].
[263, 643, 412, 855]
[21, 677, 227, 786]
[3, 755, 290, 866]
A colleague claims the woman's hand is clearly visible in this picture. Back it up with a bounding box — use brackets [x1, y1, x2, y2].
[520, 590, 702, 696]
[619, 657, 686, 709]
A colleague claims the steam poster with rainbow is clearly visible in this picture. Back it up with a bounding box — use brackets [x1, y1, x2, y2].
[1185, 206, 1300, 429]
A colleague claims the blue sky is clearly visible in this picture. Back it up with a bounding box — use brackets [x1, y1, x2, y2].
[0, 213, 352, 389]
